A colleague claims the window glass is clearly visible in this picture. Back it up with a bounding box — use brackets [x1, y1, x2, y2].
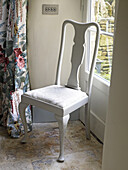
[90, 0, 115, 81]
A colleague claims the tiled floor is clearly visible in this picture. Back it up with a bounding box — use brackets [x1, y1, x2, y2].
[0, 121, 103, 170]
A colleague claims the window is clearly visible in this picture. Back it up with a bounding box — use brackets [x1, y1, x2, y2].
[88, 0, 115, 81]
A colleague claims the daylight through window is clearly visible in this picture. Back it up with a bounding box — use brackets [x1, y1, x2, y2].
[90, 0, 115, 81]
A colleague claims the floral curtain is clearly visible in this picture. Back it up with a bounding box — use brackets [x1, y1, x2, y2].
[0, 0, 32, 138]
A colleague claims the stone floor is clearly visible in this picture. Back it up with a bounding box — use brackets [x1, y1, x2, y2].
[0, 121, 103, 170]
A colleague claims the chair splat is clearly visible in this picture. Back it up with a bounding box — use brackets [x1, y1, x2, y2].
[67, 24, 88, 90]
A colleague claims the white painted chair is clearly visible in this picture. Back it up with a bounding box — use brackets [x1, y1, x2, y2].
[19, 20, 100, 162]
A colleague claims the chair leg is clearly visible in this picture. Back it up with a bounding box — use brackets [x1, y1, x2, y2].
[85, 104, 91, 140]
[19, 102, 28, 143]
[55, 114, 70, 162]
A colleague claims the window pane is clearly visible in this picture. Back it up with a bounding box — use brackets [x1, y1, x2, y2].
[91, 0, 115, 33]
[95, 34, 113, 81]
[90, 0, 115, 81]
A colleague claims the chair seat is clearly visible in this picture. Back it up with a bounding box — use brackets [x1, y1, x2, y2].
[24, 85, 88, 109]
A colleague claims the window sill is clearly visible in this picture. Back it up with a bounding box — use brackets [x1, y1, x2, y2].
[84, 71, 110, 95]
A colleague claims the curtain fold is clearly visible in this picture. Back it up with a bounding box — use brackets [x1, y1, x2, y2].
[0, 0, 32, 138]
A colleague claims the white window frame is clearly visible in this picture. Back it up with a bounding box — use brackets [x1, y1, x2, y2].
[85, 0, 115, 88]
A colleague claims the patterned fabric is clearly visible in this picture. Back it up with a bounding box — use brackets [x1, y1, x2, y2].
[0, 0, 32, 138]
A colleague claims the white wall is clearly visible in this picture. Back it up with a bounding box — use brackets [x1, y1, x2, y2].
[102, 1, 128, 169]
[27, 0, 83, 122]
[28, 0, 82, 89]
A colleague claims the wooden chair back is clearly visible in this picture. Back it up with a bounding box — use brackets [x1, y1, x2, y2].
[55, 20, 100, 95]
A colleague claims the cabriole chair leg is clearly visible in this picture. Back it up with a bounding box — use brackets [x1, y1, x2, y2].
[55, 114, 70, 162]
[19, 102, 28, 143]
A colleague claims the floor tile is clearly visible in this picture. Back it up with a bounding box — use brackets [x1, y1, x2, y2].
[0, 121, 103, 170]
